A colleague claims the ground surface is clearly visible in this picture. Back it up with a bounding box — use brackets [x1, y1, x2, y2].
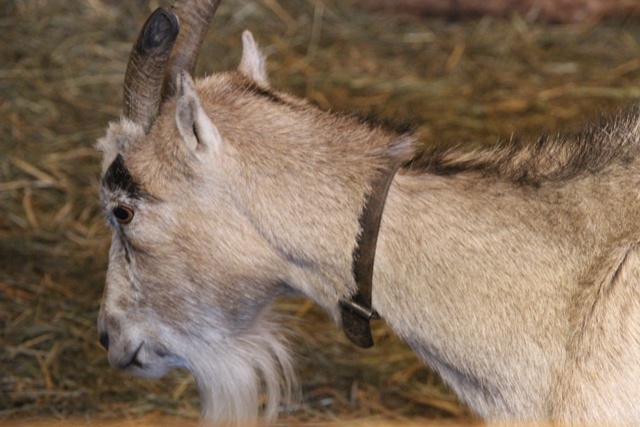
[1, 0, 640, 425]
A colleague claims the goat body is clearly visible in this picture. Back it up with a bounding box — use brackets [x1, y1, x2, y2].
[97, 5, 640, 425]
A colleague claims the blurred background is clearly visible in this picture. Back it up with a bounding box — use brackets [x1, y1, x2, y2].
[1, 0, 639, 425]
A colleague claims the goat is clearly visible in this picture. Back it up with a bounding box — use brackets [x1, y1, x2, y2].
[96, 1, 640, 425]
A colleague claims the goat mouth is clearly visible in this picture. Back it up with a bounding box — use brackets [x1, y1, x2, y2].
[119, 341, 144, 369]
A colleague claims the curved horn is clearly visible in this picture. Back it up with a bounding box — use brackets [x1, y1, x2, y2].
[123, 7, 179, 132]
[162, 0, 223, 100]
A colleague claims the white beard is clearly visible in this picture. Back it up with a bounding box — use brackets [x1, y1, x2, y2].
[188, 311, 297, 427]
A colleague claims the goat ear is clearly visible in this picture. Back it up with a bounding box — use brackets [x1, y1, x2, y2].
[238, 30, 268, 86]
[175, 71, 222, 154]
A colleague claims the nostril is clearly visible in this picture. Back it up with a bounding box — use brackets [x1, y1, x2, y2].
[99, 332, 109, 351]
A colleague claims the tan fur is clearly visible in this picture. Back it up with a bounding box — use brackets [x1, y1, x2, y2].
[97, 30, 640, 426]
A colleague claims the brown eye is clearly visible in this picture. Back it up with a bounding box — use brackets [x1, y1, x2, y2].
[113, 205, 134, 224]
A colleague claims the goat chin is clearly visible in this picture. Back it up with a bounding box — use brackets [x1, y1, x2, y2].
[187, 311, 297, 427]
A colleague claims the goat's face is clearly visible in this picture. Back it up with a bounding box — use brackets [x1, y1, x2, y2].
[97, 118, 285, 376]
[97, 31, 297, 422]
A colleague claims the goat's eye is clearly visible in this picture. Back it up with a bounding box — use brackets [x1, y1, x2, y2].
[113, 205, 134, 224]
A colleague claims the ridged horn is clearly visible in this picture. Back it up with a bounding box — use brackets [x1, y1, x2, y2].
[123, 7, 179, 132]
[162, 0, 223, 100]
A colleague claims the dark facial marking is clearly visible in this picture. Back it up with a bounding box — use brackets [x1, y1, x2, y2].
[103, 154, 141, 198]
[120, 232, 132, 264]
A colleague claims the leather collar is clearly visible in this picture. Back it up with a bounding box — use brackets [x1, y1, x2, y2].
[339, 162, 402, 348]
